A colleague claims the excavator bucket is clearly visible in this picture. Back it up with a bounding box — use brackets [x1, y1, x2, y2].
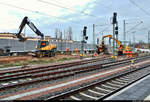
[18, 36, 28, 42]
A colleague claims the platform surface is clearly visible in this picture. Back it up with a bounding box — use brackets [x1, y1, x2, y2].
[105, 74, 150, 100]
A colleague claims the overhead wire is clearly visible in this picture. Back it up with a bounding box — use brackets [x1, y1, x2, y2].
[129, 0, 150, 16]
[95, 24, 112, 39]
[126, 0, 150, 32]
[100, 24, 112, 33]
[0, 1, 85, 25]
[0, 0, 113, 27]
[37, 0, 99, 18]
[0, 1, 36, 13]
[125, 21, 143, 33]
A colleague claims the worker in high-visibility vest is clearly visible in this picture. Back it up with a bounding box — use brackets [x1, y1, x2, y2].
[130, 60, 135, 70]
[111, 56, 114, 59]
[131, 60, 134, 64]
[115, 56, 117, 60]
[75, 48, 79, 54]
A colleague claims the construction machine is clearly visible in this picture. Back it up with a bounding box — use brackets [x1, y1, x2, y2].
[16, 16, 56, 57]
[123, 46, 133, 57]
[96, 35, 124, 55]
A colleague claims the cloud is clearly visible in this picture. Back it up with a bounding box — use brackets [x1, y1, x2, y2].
[0, 0, 150, 43]
[0, 0, 95, 31]
[0, 5, 19, 31]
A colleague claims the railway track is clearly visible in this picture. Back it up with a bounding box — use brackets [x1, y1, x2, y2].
[46, 60, 150, 100]
[0, 55, 150, 100]
[0, 56, 112, 90]
[0, 55, 150, 91]
[0, 56, 109, 75]
[0, 56, 111, 78]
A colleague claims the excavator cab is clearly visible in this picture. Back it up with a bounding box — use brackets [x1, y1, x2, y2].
[37, 40, 49, 49]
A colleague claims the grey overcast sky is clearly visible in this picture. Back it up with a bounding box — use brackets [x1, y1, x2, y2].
[0, 0, 150, 44]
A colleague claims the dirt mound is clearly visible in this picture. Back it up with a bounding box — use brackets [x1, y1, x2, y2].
[0, 56, 33, 64]
[0, 54, 80, 64]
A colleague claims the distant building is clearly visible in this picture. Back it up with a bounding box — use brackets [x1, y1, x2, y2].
[0, 32, 95, 53]
[0, 32, 74, 42]
[0, 32, 40, 41]
[45, 36, 51, 40]
[0, 32, 17, 39]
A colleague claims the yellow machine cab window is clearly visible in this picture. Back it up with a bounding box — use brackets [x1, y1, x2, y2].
[37, 40, 49, 49]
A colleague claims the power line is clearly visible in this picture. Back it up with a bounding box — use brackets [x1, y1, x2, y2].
[37, 0, 99, 18]
[0, 1, 100, 27]
[0, 1, 113, 31]
[0, 2, 36, 13]
[129, 0, 150, 16]
[0, 1, 83, 25]
[101, 24, 112, 33]
[96, 24, 112, 38]
[126, 21, 143, 33]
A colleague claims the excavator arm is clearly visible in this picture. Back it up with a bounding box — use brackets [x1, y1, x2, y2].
[102, 34, 123, 50]
[16, 16, 44, 42]
[101, 35, 112, 44]
[97, 34, 124, 55]
[109, 37, 123, 51]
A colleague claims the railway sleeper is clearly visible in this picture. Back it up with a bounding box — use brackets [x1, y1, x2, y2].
[121, 75, 133, 79]
[105, 82, 123, 88]
[101, 84, 118, 90]
[111, 80, 127, 85]
[95, 87, 110, 94]
[69, 95, 81, 100]
[88, 89, 105, 97]
[89, 88, 107, 96]
[98, 85, 116, 91]
[118, 77, 132, 81]
[82, 90, 103, 98]
[115, 78, 130, 83]
[114, 79, 129, 83]
[72, 93, 93, 100]
[95, 86, 113, 93]
[79, 92, 99, 100]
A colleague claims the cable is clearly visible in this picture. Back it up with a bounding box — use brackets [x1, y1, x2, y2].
[37, 0, 99, 18]
[126, 21, 143, 33]
[0, 1, 111, 31]
[0, 2, 36, 13]
[129, 0, 150, 16]
[0, 1, 83, 25]
[100, 24, 112, 33]
[0, 1, 99, 27]
[95, 24, 112, 39]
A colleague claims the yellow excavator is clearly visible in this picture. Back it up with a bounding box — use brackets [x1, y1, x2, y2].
[96, 35, 124, 55]
[16, 16, 56, 57]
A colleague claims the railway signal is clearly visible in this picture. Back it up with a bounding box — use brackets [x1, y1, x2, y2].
[81, 26, 88, 59]
[112, 12, 118, 59]
[113, 12, 117, 24]
[83, 26, 87, 36]
[83, 26, 88, 42]
[115, 26, 118, 35]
